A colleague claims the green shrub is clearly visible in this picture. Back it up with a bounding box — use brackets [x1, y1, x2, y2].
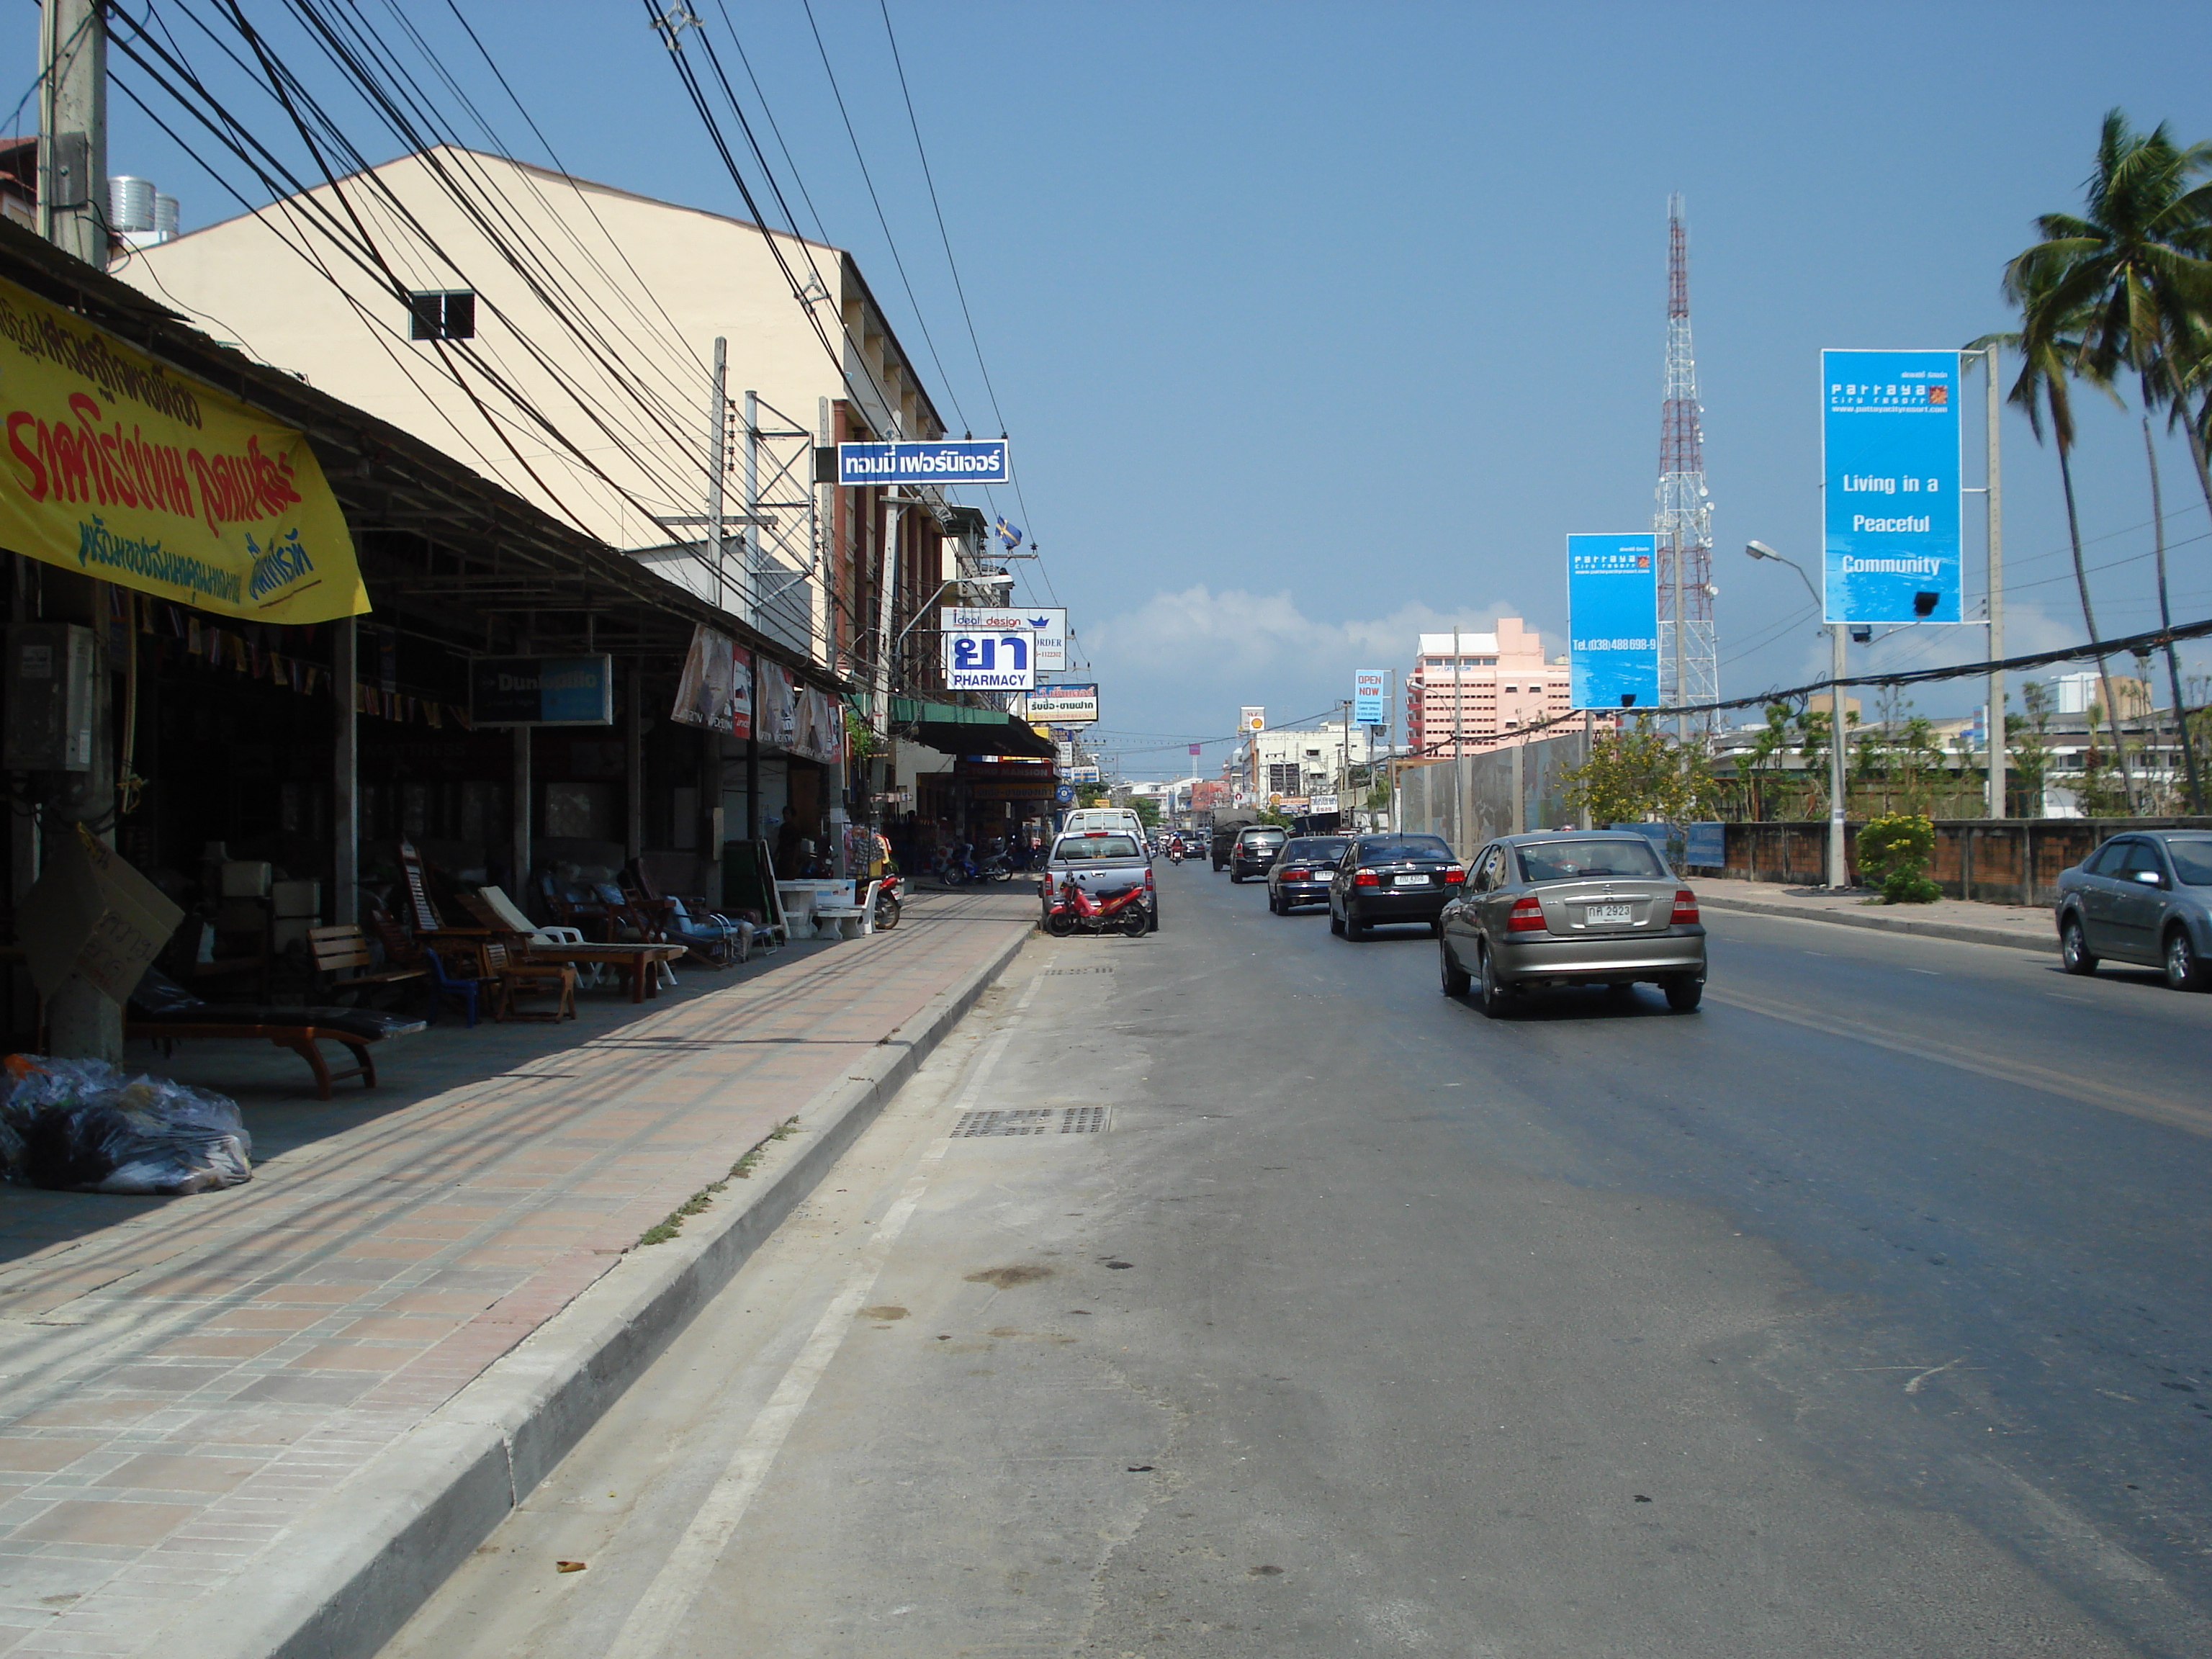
[1857, 812, 1938, 904]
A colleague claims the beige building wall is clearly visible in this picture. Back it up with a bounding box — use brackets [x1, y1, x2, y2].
[115, 147, 945, 656]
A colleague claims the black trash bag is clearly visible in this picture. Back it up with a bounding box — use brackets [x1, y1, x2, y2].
[0, 1056, 252, 1195]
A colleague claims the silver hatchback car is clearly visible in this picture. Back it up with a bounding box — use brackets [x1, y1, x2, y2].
[1439, 831, 1708, 1015]
[2052, 831, 2212, 990]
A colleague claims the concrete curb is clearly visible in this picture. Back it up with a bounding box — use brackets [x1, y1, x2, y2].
[1699, 892, 2056, 955]
[168, 922, 1033, 1659]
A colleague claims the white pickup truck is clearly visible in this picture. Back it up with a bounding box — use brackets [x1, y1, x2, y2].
[1040, 828, 1159, 932]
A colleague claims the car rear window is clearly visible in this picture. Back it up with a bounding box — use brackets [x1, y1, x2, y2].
[1354, 836, 1451, 862]
[1515, 838, 1667, 882]
[2167, 840, 2212, 885]
[1056, 835, 1141, 861]
[1241, 830, 1286, 845]
[1280, 839, 1347, 861]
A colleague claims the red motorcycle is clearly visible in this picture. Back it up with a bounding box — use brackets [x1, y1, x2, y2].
[1046, 872, 1151, 937]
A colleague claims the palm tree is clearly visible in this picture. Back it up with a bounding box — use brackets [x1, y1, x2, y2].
[1971, 290, 2136, 810]
[2010, 110, 2212, 811]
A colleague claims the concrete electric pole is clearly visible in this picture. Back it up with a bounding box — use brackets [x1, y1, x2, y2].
[39, 0, 106, 270]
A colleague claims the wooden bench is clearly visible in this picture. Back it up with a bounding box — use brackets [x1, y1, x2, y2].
[310, 924, 428, 997]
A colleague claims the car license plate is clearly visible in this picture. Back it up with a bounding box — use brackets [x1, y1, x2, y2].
[1394, 873, 1429, 886]
[1586, 902, 1632, 925]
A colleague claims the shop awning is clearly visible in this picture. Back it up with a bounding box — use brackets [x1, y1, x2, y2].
[891, 696, 1056, 760]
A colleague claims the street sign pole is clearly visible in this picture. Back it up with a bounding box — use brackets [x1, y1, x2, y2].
[1830, 622, 1848, 889]
[1981, 347, 2006, 819]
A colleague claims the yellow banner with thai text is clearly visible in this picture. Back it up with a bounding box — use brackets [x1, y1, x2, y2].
[0, 272, 366, 622]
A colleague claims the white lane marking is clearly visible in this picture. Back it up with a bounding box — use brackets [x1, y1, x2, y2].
[1907, 968, 1941, 976]
[2047, 992, 2091, 1004]
[603, 968, 1046, 1659]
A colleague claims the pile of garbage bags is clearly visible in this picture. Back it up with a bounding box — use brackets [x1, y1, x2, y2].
[0, 1055, 253, 1195]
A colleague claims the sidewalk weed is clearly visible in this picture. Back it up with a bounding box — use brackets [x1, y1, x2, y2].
[637, 1117, 804, 1247]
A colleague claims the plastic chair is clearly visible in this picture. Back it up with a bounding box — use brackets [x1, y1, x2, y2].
[422, 947, 484, 1029]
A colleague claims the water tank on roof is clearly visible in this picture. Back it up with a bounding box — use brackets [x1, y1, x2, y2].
[108, 175, 156, 233]
[153, 192, 179, 239]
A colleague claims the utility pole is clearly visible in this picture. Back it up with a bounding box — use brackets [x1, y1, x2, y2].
[742, 387, 761, 634]
[1980, 346, 2007, 819]
[39, 0, 104, 270]
[1829, 624, 1848, 889]
[1339, 701, 1352, 830]
[41, 0, 120, 1061]
[708, 338, 729, 616]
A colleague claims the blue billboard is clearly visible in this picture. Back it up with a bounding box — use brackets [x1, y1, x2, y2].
[1822, 349, 1962, 624]
[1568, 534, 1660, 710]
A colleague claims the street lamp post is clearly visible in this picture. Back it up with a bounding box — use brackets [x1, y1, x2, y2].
[1748, 541, 1848, 890]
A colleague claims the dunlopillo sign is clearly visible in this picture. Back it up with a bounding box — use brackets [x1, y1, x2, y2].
[837, 439, 1010, 487]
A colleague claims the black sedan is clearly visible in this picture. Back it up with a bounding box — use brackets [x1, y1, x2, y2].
[1327, 834, 1465, 939]
[1267, 835, 1349, 914]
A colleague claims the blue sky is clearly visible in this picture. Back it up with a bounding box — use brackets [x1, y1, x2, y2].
[31, 1, 2212, 776]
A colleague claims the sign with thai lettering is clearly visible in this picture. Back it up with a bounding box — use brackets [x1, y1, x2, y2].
[1030, 683, 1100, 724]
[1822, 349, 1962, 624]
[470, 655, 613, 726]
[837, 439, 1010, 487]
[0, 273, 365, 622]
[943, 628, 1037, 691]
[1568, 534, 1660, 709]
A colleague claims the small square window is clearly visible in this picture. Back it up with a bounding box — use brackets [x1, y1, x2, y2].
[409, 289, 476, 341]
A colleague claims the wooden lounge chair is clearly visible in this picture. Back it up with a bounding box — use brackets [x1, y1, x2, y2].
[310, 924, 428, 999]
[126, 969, 426, 1101]
[481, 940, 576, 1022]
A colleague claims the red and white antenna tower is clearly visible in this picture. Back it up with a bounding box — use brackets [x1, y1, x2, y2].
[1655, 192, 1716, 735]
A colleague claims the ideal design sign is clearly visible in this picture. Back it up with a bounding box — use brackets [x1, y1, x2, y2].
[943, 629, 1037, 691]
[944, 605, 1066, 672]
[837, 439, 1010, 487]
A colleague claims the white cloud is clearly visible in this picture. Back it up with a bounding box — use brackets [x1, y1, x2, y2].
[1081, 584, 1557, 736]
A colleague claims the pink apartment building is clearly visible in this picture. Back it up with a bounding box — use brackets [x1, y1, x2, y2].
[1406, 619, 1575, 755]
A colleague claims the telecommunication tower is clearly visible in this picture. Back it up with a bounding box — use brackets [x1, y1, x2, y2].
[1654, 192, 1717, 735]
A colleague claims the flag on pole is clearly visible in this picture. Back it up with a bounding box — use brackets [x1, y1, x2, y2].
[994, 516, 1024, 551]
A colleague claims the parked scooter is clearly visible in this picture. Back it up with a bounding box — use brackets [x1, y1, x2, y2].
[873, 873, 904, 930]
[1046, 873, 1151, 937]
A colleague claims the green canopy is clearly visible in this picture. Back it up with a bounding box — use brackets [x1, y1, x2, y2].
[889, 696, 1057, 760]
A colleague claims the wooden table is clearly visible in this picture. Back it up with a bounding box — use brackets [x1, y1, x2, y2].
[518, 943, 685, 1004]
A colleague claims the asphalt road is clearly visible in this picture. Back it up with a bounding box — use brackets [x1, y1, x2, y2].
[382, 862, 2212, 1658]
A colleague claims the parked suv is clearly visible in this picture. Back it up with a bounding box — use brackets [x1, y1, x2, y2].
[1229, 826, 1288, 883]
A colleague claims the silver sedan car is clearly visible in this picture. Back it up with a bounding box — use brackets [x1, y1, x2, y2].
[2052, 831, 2212, 990]
[1438, 831, 1708, 1015]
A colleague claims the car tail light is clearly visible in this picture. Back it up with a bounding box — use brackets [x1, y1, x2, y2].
[1354, 870, 1380, 887]
[1145, 867, 1155, 891]
[1507, 894, 1547, 932]
[1443, 865, 1465, 884]
[1282, 868, 1309, 881]
[1671, 888, 1699, 924]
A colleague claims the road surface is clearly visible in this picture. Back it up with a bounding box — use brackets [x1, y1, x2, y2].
[382, 863, 2212, 1658]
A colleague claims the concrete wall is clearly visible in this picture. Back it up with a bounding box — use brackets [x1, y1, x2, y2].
[1721, 817, 2212, 905]
[1395, 730, 1593, 860]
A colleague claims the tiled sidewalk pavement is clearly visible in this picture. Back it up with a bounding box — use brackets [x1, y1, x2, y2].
[0, 888, 1036, 1658]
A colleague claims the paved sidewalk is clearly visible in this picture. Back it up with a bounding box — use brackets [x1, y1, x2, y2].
[1694, 876, 2057, 953]
[0, 888, 1035, 1659]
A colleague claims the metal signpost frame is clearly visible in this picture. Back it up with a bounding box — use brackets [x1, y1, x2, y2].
[1566, 534, 1662, 711]
[1821, 349, 1965, 626]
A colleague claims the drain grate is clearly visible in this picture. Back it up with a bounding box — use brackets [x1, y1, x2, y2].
[953, 1106, 1110, 1138]
[1043, 966, 1115, 976]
